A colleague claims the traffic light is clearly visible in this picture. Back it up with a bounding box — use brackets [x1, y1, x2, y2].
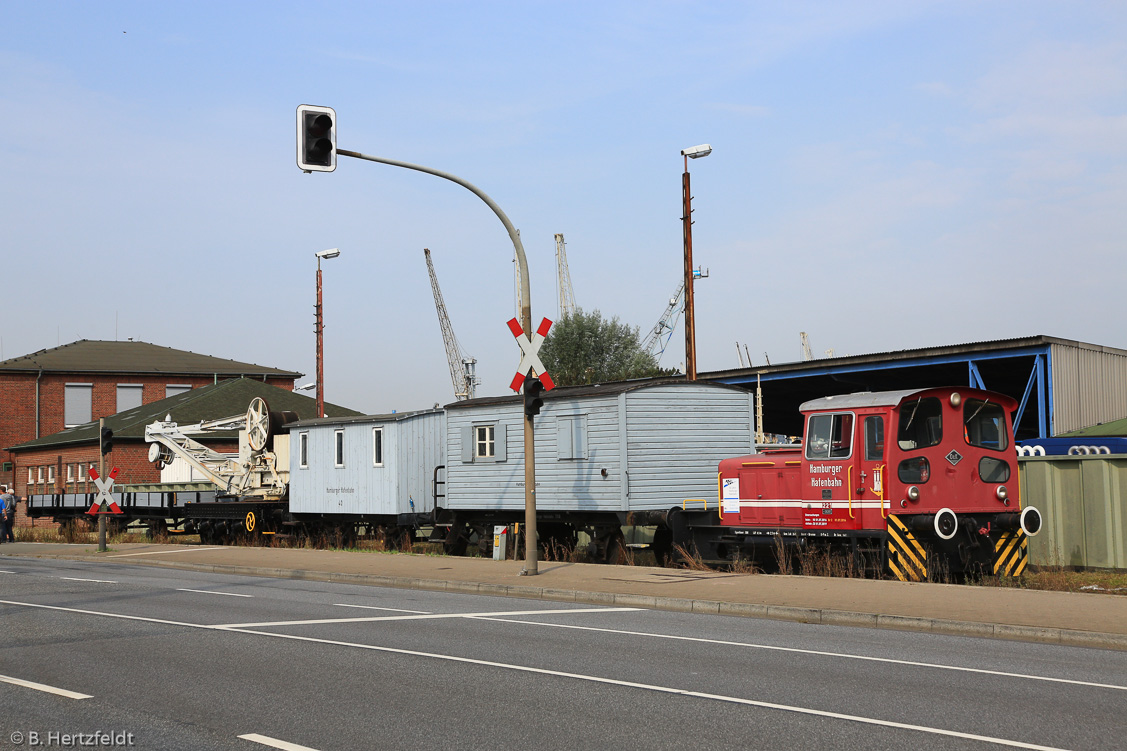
[99, 427, 114, 456]
[524, 377, 545, 417]
[296, 104, 337, 172]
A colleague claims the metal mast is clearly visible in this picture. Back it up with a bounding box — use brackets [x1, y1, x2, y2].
[642, 282, 686, 364]
[555, 233, 576, 319]
[424, 248, 477, 400]
[800, 331, 814, 361]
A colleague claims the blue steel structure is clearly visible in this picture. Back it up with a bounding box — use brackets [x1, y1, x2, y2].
[704, 337, 1057, 440]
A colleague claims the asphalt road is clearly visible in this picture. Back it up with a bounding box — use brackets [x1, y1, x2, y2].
[2, 557, 1124, 751]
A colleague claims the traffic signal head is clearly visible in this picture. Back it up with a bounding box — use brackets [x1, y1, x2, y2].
[297, 104, 337, 172]
[100, 427, 114, 456]
[524, 377, 545, 417]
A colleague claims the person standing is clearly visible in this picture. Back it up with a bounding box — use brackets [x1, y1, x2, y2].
[0, 486, 16, 543]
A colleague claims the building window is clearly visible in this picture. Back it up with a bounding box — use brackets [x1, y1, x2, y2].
[299, 432, 309, 469]
[475, 425, 495, 459]
[67, 464, 74, 482]
[28, 467, 34, 484]
[334, 430, 345, 467]
[373, 428, 384, 467]
[47, 466, 56, 484]
[166, 384, 192, 399]
[37, 467, 44, 485]
[116, 384, 144, 412]
[64, 383, 94, 427]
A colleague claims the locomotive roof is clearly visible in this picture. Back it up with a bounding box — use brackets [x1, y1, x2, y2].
[798, 389, 927, 412]
[798, 387, 1013, 413]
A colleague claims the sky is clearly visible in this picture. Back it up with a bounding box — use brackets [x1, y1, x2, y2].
[2, 1, 1126, 415]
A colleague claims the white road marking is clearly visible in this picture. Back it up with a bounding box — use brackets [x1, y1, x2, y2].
[213, 606, 640, 629]
[0, 598, 1077, 750]
[177, 588, 254, 598]
[108, 547, 226, 558]
[238, 733, 320, 751]
[0, 570, 16, 574]
[59, 577, 116, 584]
[333, 603, 431, 614]
[472, 616, 1127, 693]
[0, 673, 92, 700]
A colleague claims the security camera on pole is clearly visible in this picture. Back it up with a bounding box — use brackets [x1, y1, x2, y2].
[296, 104, 547, 574]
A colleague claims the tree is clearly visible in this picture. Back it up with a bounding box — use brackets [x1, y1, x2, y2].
[539, 308, 673, 386]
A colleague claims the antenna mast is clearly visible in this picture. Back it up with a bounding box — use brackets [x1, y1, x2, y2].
[555, 233, 577, 319]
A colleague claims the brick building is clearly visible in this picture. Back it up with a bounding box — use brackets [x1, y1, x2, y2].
[7, 377, 362, 528]
[0, 339, 301, 492]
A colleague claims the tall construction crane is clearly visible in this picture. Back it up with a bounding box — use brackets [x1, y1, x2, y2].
[555, 233, 577, 319]
[424, 248, 478, 400]
[642, 282, 686, 363]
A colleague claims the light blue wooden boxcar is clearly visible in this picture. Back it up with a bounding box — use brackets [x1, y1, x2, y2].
[287, 409, 445, 518]
[444, 380, 755, 515]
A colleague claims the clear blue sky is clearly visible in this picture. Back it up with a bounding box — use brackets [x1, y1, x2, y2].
[2, 1, 1125, 414]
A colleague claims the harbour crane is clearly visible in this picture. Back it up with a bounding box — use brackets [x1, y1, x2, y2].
[642, 282, 686, 363]
[424, 248, 478, 400]
[555, 233, 577, 319]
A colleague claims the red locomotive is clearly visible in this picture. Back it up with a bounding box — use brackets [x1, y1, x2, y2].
[693, 387, 1041, 579]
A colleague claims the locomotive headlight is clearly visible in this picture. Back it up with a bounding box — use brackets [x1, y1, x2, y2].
[949, 392, 962, 408]
[996, 485, 1008, 503]
[906, 485, 920, 501]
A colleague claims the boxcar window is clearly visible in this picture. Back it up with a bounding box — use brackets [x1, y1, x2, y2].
[897, 397, 942, 450]
[475, 425, 496, 459]
[299, 432, 309, 468]
[372, 428, 384, 466]
[805, 413, 854, 460]
[334, 430, 345, 467]
[864, 416, 885, 461]
[964, 399, 1008, 451]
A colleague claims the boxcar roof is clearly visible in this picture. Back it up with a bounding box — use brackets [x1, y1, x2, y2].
[287, 408, 444, 430]
[444, 377, 750, 410]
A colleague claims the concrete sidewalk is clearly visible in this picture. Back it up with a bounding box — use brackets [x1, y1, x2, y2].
[3, 542, 1125, 650]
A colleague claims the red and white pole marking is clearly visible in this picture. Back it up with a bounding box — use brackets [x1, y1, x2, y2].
[507, 317, 555, 392]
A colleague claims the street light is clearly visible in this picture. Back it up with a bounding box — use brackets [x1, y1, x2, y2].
[297, 108, 544, 576]
[315, 248, 341, 418]
[680, 144, 711, 380]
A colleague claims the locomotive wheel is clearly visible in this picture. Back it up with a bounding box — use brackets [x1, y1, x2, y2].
[246, 397, 272, 452]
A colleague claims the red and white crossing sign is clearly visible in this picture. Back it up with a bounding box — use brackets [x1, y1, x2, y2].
[86, 466, 123, 515]
[507, 317, 555, 392]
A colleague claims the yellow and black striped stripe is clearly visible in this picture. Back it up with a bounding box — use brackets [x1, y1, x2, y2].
[993, 530, 1028, 577]
[887, 514, 928, 582]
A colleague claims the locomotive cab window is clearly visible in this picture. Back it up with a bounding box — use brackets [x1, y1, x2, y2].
[864, 416, 885, 461]
[805, 413, 854, 460]
[898, 397, 942, 450]
[964, 399, 1008, 451]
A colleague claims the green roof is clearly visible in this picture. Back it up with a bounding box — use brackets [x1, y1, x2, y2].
[8, 378, 362, 451]
[0, 339, 300, 378]
[1060, 417, 1127, 437]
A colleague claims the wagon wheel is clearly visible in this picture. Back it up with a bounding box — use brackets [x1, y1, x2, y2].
[246, 397, 272, 452]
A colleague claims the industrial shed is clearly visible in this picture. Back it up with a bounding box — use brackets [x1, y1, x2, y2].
[704, 336, 1127, 441]
[443, 379, 755, 514]
[287, 409, 445, 519]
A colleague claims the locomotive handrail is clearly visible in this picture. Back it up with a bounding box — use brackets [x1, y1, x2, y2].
[847, 466, 854, 519]
[877, 464, 888, 518]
